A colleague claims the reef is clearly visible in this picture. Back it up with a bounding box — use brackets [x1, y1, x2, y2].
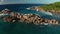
[0, 9, 59, 25]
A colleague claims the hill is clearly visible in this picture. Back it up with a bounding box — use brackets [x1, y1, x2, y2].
[40, 2, 60, 11]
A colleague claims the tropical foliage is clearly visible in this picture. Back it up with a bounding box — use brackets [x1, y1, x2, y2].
[40, 2, 60, 10]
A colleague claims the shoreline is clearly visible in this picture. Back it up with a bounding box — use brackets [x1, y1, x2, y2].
[27, 6, 60, 14]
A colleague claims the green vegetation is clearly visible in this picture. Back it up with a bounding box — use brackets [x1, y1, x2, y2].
[40, 2, 60, 11]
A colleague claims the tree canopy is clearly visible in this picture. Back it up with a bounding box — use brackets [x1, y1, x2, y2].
[40, 2, 60, 10]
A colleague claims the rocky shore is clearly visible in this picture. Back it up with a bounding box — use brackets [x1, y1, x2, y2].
[0, 9, 59, 25]
[27, 6, 60, 14]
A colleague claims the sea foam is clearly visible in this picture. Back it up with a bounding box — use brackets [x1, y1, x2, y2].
[0, 14, 8, 16]
[41, 11, 53, 16]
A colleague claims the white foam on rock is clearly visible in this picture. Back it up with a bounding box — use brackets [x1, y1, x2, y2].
[26, 8, 30, 10]
[0, 14, 8, 16]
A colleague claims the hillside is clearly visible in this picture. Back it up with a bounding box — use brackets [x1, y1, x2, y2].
[40, 2, 60, 11]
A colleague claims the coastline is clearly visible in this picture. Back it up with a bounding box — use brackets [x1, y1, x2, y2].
[27, 6, 60, 14]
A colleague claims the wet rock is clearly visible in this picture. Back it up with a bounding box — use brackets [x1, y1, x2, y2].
[3, 17, 12, 22]
[0, 9, 59, 26]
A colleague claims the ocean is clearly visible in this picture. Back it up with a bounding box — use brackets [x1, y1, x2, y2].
[0, 4, 60, 34]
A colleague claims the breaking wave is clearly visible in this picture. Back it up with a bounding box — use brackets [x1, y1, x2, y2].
[41, 11, 53, 16]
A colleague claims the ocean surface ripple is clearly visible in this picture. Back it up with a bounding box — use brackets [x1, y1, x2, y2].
[0, 4, 60, 34]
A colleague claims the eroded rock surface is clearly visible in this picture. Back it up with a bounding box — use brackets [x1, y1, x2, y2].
[1, 9, 59, 25]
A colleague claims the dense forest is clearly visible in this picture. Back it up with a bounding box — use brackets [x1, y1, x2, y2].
[40, 2, 60, 10]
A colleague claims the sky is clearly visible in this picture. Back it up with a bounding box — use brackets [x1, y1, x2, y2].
[0, 0, 60, 4]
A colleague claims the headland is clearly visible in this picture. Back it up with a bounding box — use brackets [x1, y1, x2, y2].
[27, 2, 60, 14]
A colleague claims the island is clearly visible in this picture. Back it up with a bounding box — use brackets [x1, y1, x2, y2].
[0, 9, 59, 26]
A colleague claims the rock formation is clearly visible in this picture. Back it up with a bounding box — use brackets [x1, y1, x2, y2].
[0, 9, 59, 25]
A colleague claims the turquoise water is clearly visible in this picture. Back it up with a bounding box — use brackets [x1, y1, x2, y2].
[0, 20, 60, 34]
[0, 4, 60, 34]
[0, 9, 60, 34]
